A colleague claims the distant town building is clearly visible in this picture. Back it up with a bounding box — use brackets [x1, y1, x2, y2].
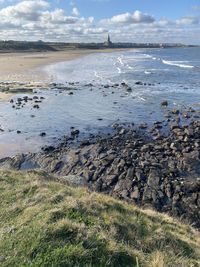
[104, 34, 113, 47]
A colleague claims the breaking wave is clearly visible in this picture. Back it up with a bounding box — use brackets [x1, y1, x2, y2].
[162, 60, 194, 69]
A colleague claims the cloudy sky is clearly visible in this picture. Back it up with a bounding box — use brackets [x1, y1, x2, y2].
[0, 0, 199, 44]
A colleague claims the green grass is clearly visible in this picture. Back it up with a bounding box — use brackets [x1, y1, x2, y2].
[0, 170, 200, 267]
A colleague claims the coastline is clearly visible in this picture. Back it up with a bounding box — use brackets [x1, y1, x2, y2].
[0, 46, 200, 229]
[1, 105, 200, 228]
[0, 48, 131, 82]
[0, 48, 131, 100]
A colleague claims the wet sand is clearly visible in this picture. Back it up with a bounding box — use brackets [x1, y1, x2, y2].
[0, 92, 12, 101]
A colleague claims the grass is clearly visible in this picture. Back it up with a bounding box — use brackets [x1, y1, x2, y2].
[0, 169, 199, 267]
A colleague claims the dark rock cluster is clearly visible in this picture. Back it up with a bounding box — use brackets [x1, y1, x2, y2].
[10, 95, 45, 110]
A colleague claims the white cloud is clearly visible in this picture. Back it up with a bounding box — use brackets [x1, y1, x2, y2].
[0, 1, 199, 44]
[41, 9, 78, 24]
[72, 7, 80, 17]
[101, 10, 155, 25]
[176, 16, 199, 25]
[0, 0, 49, 22]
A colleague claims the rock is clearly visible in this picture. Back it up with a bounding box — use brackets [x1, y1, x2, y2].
[119, 128, 126, 135]
[42, 146, 55, 153]
[170, 142, 181, 152]
[126, 87, 132, 92]
[33, 104, 39, 109]
[83, 170, 94, 181]
[147, 169, 160, 188]
[130, 187, 139, 200]
[160, 100, 168, 107]
[139, 123, 148, 129]
[182, 150, 200, 174]
[80, 140, 90, 147]
[142, 186, 153, 202]
[120, 189, 129, 198]
[184, 128, 194, 137]
[126, 167, 134, 179]
[121, 82, 128, 87]
[105, 175, 118, 186]
[60, 175, 87, 187]
[40, 132, 46, 137]
[171, 109, 180, 115]
[71, 129, 80, 136]
[135, 170, 146, 181]
[135, 81, 143, 85]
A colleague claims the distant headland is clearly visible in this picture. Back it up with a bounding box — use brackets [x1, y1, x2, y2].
[0, 35, 198, 53]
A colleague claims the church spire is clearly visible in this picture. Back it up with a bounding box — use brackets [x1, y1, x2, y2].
[108, 34, 111, 43]
[104, 34, 112, 47]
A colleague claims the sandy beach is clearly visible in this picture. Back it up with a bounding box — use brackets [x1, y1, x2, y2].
[0, 48, 129, 83]
[0, 48, 130, 100]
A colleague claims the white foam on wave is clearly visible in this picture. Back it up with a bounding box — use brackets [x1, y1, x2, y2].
[94, 71, 103, 80]
[138, 96, 146, 101]
[162, 60, 194, 69]
[144, 70, 152, 74]
[141, 53, 153, 59]
[117, 67, 122, 74]
[94, 71, 113, 84]
[117, 57, 125, 66]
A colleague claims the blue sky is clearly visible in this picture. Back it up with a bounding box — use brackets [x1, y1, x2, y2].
[0, 0, 199, 44]
[67, 0, 200, 21]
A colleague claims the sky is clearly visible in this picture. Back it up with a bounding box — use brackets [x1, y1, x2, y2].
[0, 0, 199, 44]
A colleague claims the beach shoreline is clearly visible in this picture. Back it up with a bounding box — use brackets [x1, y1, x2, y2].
[0, 48, 132, 100]
[0, 48, 131, 83]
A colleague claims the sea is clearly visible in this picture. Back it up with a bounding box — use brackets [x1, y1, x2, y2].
[0, 47, 200, 157]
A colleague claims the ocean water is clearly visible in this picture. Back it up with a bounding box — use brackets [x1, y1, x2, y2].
[0, 47, 200, 157]
[44, 47, 200, 93]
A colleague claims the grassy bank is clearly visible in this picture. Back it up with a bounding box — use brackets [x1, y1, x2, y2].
[0, 170, 199, 267]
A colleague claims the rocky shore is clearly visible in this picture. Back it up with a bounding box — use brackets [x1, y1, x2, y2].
[1, 103, 200, 229]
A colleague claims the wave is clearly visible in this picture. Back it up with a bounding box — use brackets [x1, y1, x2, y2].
[117, 57, 124, 66]
[162, 60, 194, 69]
[94, 71, 113, 84]
[117, 67, 122, 74]
[138, 96, 146, 101]
[141, 53, 154, 59]
[94, 71, 103, 80]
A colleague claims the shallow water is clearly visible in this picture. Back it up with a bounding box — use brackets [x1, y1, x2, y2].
[0, 47, 200, 157]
